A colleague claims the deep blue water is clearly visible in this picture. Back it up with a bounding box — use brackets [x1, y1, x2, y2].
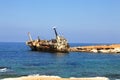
[0, 42, 120, 80]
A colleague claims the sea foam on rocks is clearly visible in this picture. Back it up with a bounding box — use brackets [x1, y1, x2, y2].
[0, 67, 8, 73]
[1, 75, 109, 80]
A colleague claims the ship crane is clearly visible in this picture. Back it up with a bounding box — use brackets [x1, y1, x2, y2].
[53, 27, 58, 37]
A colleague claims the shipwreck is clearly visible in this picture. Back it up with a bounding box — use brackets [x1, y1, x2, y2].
[26, 28, 70, 52]
[26, 28, 120, 54]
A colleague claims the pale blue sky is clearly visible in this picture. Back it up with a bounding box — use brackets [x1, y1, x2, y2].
[0, 0, 120, 43]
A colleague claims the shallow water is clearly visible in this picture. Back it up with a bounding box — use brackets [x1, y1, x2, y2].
[0, 42, 120, 80]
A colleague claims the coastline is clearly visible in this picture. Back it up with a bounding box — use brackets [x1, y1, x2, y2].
[0, 43, 120, 80]
[69, 44, 120, 53]
[2, 75, 109, 80]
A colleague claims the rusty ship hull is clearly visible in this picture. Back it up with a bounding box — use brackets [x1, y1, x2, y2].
[26, 28, 69, 53]
[27, 40, 69, 53]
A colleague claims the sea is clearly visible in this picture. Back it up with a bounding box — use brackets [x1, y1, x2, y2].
[0, 42, 120, 80]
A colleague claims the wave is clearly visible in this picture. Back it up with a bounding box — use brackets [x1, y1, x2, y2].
[0, 67, 8, 72]
[1, 74, 109, 80]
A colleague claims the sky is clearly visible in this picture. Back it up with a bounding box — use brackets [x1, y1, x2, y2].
[0, 0, 120, 43]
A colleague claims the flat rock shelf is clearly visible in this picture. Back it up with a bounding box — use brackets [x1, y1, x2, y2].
[69, 44, 120, 53]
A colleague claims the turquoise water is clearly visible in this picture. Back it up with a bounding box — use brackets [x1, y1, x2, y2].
[0, 42, 120, 80]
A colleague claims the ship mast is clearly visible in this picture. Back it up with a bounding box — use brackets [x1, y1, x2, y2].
[28, 32, 33, 41]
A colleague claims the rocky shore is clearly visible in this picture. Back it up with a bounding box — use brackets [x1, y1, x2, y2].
[69, 44, 120, 53]
[2, 75, 109, 80]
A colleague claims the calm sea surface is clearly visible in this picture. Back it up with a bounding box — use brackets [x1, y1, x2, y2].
[0, 42, 120, 80]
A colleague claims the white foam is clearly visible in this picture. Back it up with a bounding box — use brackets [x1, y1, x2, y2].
[1, 75, 110, 80]
[70, 77, 109, 80]
[28, 74, 61, 78]
[0, 68, 8, 72]
[1, 78, 21, 80]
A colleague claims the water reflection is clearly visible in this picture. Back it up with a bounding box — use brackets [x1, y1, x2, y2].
[54, 52, 69, 57]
